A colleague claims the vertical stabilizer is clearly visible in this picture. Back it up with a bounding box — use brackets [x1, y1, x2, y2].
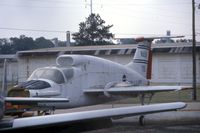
[126, 39, 152, 78]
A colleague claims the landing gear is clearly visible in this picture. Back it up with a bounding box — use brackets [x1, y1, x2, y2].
[37, 107, 55, 116]
[139, 93, 154, 105]
[138, 93, 154, 126]
[37, 110, 52, 116]
[139, 115, 145, 126]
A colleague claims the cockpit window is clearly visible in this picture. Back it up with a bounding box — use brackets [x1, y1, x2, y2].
[19, 80, 51, 90]
[62, 68, 74, 80]
[29, 68, 65, 84]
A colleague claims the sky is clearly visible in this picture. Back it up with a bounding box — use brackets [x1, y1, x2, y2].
[0, 0, 200, 41]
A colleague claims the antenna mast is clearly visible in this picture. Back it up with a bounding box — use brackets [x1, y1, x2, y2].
[90, 0, 93, 14]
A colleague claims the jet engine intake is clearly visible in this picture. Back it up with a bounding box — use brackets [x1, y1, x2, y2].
[56, 55, 88, 66]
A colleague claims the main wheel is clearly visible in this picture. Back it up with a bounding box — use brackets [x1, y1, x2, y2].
[139, 115, 145, 126]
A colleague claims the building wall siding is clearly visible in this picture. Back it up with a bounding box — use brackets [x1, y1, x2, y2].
[16, 53, 200, 85]
[151, 53, 200, 84]
[18, 55, 56, 82]
[0, 61, 18, 85]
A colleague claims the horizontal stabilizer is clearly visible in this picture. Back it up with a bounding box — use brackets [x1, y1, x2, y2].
[1, 102, 186, 130]
[5, 97, 69, 104]
[135, 36, 184, 42]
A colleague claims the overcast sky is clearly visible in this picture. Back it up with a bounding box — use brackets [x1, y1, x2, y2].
[0, 0, 200, 41]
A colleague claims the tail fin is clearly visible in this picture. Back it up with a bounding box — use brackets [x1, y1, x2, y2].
[126, 38, 152, 78]
[126, 36, 184, 78]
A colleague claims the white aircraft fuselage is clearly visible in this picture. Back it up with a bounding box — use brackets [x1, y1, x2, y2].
[29, 55, 148, 109]
[8, 39, 158, 111]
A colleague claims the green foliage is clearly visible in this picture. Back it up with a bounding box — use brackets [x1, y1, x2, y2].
[0, 35, 56, 54]
[73, 13, 114, 46]
[0, 38, 13, 54]
[35, 37, 54, 48]
[10, 35, 36, 52]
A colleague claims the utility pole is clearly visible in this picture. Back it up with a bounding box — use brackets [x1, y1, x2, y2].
[85, 0, 93, 14]
[192, 0, 197, 100]
[66, 31, 71, 47]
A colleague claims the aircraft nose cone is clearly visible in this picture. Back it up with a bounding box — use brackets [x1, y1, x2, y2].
[7, 80, 51, 97]
[7, 87, 30, 97]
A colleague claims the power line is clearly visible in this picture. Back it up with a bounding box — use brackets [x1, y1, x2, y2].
[2, 0, 191, 5]
[0, 1, 192, 8]
[0, 27, 193, 38]
[103, 10, 191, 27]
[109, 7, 191, 20]
[0, 1, 195, 16]
[0, 3, 193, 25]
[0, 3, 193, 18]
[0, 27, 67, 33]
[95, 3, 191, 7]
[0, 3, 84, 9]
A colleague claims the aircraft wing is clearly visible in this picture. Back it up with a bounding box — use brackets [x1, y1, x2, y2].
[5, 97, 69, 104]
[84, 85, 192, 95]
[0, 102, 186, 130]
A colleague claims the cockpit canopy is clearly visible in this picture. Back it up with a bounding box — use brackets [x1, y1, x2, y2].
[29, 68, 65, 84]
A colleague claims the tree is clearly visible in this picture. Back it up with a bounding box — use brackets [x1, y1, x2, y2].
[73, 13, 114, 46]
[0, 35, 57, 54]
[10, 35, 36, 52]
[0, 38, 13, 54]
[35, 37, 54, 48]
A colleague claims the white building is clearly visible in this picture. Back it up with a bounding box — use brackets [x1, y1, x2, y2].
[2, 42, 200, 85]
[0, 55, 18, 85]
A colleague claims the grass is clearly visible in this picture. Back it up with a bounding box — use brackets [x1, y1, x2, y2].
[110, 87, 200, 104]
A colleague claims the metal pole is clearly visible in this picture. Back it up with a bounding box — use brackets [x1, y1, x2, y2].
[90, 0, 93, 14]
[2, 59, 7, 96]
[192, 0, 197, 100]
[66, 31, 71, 47]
